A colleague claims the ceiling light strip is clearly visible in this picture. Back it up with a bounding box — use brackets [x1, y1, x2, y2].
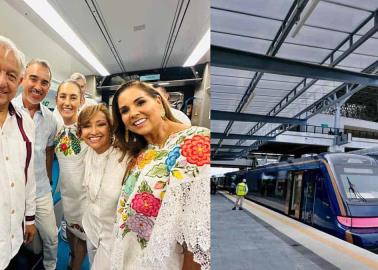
[183, 28, 210, 67]
[23, 0, 110, 76]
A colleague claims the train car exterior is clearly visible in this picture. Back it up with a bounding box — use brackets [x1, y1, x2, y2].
[227, 153, 378, 252]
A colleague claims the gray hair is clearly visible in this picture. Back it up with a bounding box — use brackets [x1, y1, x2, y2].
[26, 59, 52, 80]
[70, 72, 86, 83]
[0, 35, 25, 72]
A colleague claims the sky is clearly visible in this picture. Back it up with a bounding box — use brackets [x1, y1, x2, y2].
[210, 167, 239, 177]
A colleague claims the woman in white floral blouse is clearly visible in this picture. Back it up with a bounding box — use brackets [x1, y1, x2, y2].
[54, 80, 88, 270]
[110, 80, 210, 270]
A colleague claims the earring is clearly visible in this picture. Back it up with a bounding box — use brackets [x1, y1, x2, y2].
[161, 110, 167, 120]
[125, 128, 129, 143]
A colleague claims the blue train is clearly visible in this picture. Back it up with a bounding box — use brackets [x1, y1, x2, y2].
[223, 153, 378, 252]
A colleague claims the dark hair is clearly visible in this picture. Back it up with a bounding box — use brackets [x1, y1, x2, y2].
[77, 104, 113, 138]
[112, 80, 178, 160]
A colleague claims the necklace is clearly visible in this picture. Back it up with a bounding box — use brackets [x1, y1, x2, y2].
[86, 147, 112, 203]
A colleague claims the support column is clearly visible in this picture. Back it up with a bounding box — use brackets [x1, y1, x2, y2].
[329, 102, 344, 152]
[191, 63, 210, 129]
[85, 75, 101, 101]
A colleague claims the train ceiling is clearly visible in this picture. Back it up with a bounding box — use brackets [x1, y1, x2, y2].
[1, 0, 210, 80]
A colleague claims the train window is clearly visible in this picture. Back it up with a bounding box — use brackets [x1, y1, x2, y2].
[315, 173, 330, 206]
[339, 174, 378, 200]
[326, 154, 377, 166]
[334, 164, 378, 200]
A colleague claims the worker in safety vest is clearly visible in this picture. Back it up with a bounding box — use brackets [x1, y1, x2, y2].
[232, 179, 248, 210]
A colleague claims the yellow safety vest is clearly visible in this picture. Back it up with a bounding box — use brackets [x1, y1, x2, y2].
[236, 183, 247, 196]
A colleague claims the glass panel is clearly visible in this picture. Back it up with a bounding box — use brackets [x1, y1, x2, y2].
[211, 66, 255, 78]
[287, 25, 348, 49]
[306, 1, 370, 32]
[211, 75, 251, 87]
[211, 8, 282, 40]
[212, 0, 294, 20]
[212, 31, 270, 54]
[277, 43, 330, 63]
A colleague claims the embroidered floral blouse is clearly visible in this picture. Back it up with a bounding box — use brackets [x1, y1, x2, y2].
[111, 126, 210, 270]
[54, 124, 87, 226]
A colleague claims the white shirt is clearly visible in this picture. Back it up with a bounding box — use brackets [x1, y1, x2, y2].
[171, 108, 191, 126]
[82, 147, 125, 253]
[13, 95, 57, 198]
[0, 104, 36, 269]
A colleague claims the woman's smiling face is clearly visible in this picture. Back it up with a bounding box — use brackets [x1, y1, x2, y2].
[56, 82, 81, 123]
[117, 86, 164, 138]
[80, 111, 111, 154]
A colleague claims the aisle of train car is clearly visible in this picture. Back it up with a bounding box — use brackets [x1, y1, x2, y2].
[212, 192, 378, 270]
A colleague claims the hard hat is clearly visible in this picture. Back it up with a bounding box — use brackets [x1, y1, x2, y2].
[243, 179, 247, 182]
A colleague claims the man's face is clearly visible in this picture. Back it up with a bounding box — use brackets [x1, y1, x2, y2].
[22, 63, 51, 105]
[0, 46, 22, 109]
[76, 78, 86, 93]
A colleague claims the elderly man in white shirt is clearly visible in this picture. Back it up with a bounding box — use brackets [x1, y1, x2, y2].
[0, 36, 36, 269]
[13, 59, 58, 270]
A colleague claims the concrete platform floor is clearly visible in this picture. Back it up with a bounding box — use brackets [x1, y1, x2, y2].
[211, 192, 378, 270]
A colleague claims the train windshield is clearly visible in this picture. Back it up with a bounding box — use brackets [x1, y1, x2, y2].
[328, 154, 378, 201]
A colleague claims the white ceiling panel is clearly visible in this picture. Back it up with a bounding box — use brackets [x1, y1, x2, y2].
[212, 85, 247, 95]
[257, 79, 299, 90]
[253, 88, 291, 96]
[211, 8, 282, 40]
[212, 92, 243, 101]
[306, 1, 370, 32]
[277, 43, 330, 63]
[353, 38, 378, 56]
[212, 0, 294, 20]
[212, 67, 255, 78]
[232, 121, 258, 134]
[212, 31, 270, 54]
[260, 73, 303, 83]
[211, 75, 251, 87]
[327, 0, 378, 11]
[337, 53, 378, 70]
[286, 25, 348, 49]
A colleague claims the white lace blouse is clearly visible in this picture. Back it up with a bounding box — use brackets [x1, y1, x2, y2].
[82, 146, 125, 255]
[111, 126, 210, 270]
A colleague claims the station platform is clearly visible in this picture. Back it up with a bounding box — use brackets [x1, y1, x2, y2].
[211, 192, 378, 270]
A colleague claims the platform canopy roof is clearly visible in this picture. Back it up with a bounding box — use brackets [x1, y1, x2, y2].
[211, 0, 378, 160]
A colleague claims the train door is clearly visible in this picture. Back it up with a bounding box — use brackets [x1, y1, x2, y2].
[302, 171, 316, 224]
[289, 171, 303, 219]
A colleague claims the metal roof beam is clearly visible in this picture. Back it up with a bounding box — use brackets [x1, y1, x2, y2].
[212, 46, 378, 87]
[212, 0, 309, 154]
[211, 132, 275, 141]
[211, 144, 258, 150]
[235, 11, 378, 144]
[211, 110, 306, 124]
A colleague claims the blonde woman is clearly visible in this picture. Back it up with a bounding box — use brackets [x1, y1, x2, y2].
[54, 80, 87, 270]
